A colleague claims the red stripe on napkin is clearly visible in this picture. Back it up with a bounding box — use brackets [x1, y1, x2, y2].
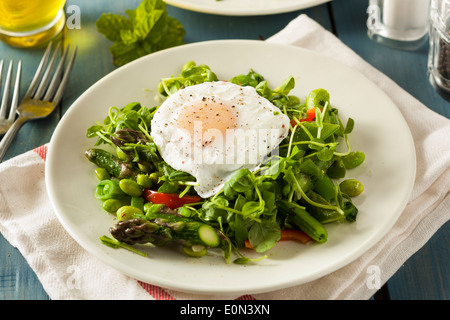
[236, 294, 256, 300]
[138, 281, 256, 300]
[138, 281, 175, 300]
[33, 145, 48, 161]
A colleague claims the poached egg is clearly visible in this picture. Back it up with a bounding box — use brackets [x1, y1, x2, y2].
[151, 81, 290, 198]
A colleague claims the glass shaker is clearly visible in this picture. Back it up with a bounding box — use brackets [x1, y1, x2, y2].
[367, 0, 431, 50]
[428, 0, 450, 100]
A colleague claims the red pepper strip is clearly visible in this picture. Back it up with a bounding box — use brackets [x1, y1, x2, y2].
[279, 229, 312, 244]
[142, 189, 202, 210]
[290, 108, 317, 127]
[305, 108, 316, 122]
[244, 229, 312, 249]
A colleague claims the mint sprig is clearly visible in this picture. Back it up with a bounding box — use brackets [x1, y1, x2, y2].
[96, 0, 185, 67]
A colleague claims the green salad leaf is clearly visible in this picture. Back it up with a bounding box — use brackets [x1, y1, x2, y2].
[96, 0, 185, 67]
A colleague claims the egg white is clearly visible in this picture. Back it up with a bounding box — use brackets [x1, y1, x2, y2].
[151, 81, 290, 198]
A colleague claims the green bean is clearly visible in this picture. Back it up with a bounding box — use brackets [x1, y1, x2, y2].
[339, 179, 364, 197]
[95, 180, 128, 200]
[95, 168, 110, 181]
[137, 163, 152, 173]
[313, 174, 336, 202]
[102, 199, 122, 213]
[131, 196, 144, 211]
[143, 202, 164, 215]
[116, 205, 144, 220]
[326, 157, 346, 179]
[279, 200, 328, 243]
[342, 151, 365, 169]
[116, 146, 130, 161]
[149, 172, 160, 184]
[303, 191, 345, 224]
[342, 200, 358, 222]
[136, 174, 153, 189]
[119, 179, 143, 197]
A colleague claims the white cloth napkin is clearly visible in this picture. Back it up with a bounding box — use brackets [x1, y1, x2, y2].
[0, 14, 449, 300]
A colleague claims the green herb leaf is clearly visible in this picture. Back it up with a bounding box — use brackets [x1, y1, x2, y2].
[233, 215, 248, 248]
[241, 200, 265, 220]
[344, 117, 355, 134]
[306, 88, 330, 109]
[96, 13, 132, 42]
[157, 181, 179, 193]
[248, 220, 281, 253]
[96, 0, 185, 67]
[223, 168, 254, 195]
[274, 76, 295, 95]
[158, 61, 218, 96]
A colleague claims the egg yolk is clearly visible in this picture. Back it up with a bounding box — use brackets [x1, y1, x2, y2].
[176, 96, 237, 140]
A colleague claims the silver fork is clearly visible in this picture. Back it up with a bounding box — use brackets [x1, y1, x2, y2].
[0, 60, 22, 136]
[0, 42, 77, 162]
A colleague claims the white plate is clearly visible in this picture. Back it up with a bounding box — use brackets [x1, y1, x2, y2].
[46, 40, 416, 295]
[165, 0, 331, 16]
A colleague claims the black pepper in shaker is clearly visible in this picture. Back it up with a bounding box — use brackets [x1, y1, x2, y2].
[437, 31, 450, 79]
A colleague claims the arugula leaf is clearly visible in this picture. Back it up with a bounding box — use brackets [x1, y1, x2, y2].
[96, 0, 185, 67]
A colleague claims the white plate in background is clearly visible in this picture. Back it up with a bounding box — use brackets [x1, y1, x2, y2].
[165, 0, 331, 16]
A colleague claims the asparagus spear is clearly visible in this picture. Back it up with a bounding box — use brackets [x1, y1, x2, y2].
[85, 148, 137, 179]
[109, 216, 221, 249]
[111, 128, 161, 166]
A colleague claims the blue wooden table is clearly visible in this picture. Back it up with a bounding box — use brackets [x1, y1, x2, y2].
[0, 0, 448, 300]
